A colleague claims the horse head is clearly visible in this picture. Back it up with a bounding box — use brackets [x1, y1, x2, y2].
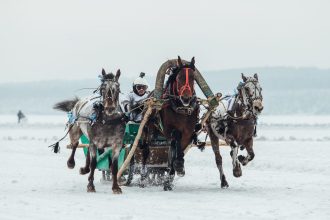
[239, 73, 264, 117]
[172, 56, 196, 107]
[100, 68, 121, 116]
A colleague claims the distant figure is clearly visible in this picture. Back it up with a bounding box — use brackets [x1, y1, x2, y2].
[17, 110, 25, 124]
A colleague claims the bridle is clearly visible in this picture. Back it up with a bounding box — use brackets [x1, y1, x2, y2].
[102, 79, 120, 109]
[236, 78, 263, 119]
[243, 80, 262, 102]
[164, 65, 197, 115]
[176, 67, 193, 97]
[171, 65, 196, 106]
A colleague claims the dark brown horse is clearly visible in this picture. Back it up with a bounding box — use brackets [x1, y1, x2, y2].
[54, 69, 126, 193]
[207, 73, 263, 188]
[141, 56, 199, 190]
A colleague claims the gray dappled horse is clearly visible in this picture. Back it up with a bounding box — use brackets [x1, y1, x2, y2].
[54, 69, 126, 193]
[207, 73, 263, 188]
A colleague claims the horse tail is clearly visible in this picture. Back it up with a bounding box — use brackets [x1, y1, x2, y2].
[53, 97, 79, 112]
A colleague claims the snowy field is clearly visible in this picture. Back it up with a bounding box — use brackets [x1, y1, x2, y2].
[0, 115, 330, 220]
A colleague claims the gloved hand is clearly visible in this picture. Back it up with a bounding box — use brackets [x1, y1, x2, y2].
[131, 103, 144, 111]
[130, 103, 140, 110]
[123, 103, 130, 112]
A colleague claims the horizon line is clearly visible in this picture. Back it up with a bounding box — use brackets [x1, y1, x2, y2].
[1, 65, 329, 85]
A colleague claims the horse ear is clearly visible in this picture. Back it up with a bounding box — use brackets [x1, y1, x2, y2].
[115, 69, 121, 81]
[254, 73, 259, 81]
[177, 56, 183, 67]
[190, 57, 195, 66]
[102, 68, 106, 76]
[241, 73, 247, 82]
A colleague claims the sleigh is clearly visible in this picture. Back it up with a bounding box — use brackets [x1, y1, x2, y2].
[65, 57, 220, 190]
[72, 121, 171, 185]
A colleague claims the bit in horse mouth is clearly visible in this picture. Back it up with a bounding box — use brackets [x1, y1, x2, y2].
[180, 96, 191, 107]
[104, 108, 115, 115]
[254, 106, 264, 113]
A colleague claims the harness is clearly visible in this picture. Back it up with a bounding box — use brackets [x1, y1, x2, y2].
[163, 65, 198, 116]
[177, 68, 193, 97]
[211, 79, 262, 139]
[67, 77, 125, 126]
[240, 80, 262, 105]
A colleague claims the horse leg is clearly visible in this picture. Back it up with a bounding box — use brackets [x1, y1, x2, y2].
[238, 138, 255, 166]
[139, 142, 150, 188]
[163, 169, 175, 191]
[172, 130, 185, 177]
[209, 129, 228, 188]
[79, 148, 90, 175]
[111, 144, 122, 194]
[139, 127, 150, 187]
[67, 142, 78, 169]
[164, 138, 176, 191]
[67, 125, 82, 169]
[230, 140, 242, 178]
[87, 143, 97, 192]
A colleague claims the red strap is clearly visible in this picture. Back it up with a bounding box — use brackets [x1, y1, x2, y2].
[177, 68, 192, 96]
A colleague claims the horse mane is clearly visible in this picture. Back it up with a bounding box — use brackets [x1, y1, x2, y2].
[165, 71, 179, 89]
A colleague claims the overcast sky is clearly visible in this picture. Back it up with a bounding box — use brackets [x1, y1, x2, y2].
[1, 0, 329, 83]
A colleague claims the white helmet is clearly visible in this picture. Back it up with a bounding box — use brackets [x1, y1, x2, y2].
[133, 72, 149, 88]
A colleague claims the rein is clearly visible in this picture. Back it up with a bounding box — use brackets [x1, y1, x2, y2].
[226, 95, 256, 121]
[241, 80, 263, 103]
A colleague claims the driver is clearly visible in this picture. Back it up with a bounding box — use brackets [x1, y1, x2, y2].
[122, 72, 150, 122]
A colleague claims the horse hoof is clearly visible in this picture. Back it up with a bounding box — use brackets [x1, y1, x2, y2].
[138, 177, 148, 188]
[233, 172, 242, 178]
[176, 169, 185, 177]
[79, 167, 90, 175]
[233, 169, 242, 178]
[238, 155, 245, 163]
[112, 188, 122, 194]
[221, 176, 229, 188]
[173, 160, 185, 177]
[87, 185, 96, 193]
[67, 160, 75, 169]
[139, 182, 146, 188]
[164, 184, 173, 191]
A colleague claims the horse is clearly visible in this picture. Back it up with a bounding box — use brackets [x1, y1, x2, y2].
[140, 56, 199, 190]
[206, 73, 263, 188]
[53, 69, 126, 193]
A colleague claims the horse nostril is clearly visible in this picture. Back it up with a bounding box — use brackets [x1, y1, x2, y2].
[255, 106, 263, 112]
[107, 106, 115, 112]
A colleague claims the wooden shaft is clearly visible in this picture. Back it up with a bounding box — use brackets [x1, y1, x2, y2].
[67, 141, 227, 150]
[184, 108, 214, 155]
[117, 104, 153, 179]
[184, 95, 221, 155]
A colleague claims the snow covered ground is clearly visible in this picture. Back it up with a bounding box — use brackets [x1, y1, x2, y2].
[0, 115, 330, 220]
